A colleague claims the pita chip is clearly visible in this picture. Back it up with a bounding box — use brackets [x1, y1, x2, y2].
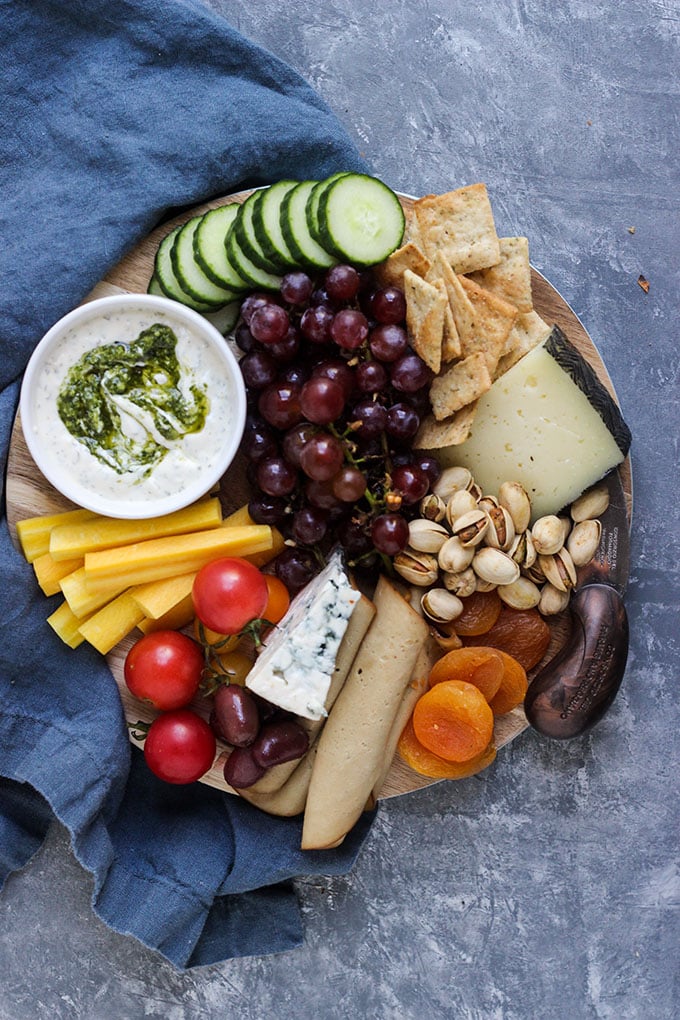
[494, 310, 553, 378]
[467, 236, 533, 313]
[413, 184, 501, 274]
[414, 403, 478, 449]
[427, 251, 475, 353]
[458, 275, 518, 377]
[403, 269, 446, 373]
[375, 241, 431, 288]
[429, 352, 491, 421]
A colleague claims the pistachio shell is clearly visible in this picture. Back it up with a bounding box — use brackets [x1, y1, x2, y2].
[451, 508, 489, 548]
[570, 482, 610, 523]
[531, 515, 565, 555]
[567, 519, 602, 566]
[421, 588, 464, 624]
[472, 547, 521, 586]
[438, 536, 475, 573]
[478, 494, 499, 514]
[498, 481, 532, 534]
[445, 489, 478, 527]
[510, 530, 537, 570]
[498, 576, 542, 610]
[394, 549, 439, 586]
[442, 567, 477, 597]
[432, 629, 464, 651]
[538, 548, 577, 592]
[558, 516, 572, 544]
[432, 466, 473, 501]
[419, 493, 447, 522]
[407, 518, 450, 553]
[475, 577, 498, 593]
[484, 505, 516, 552]
[538, 582, 571, 616]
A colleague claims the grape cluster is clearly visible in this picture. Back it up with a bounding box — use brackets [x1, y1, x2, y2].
[236, 265, 441, 591]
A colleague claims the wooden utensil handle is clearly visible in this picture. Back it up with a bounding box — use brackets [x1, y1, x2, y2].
[524, 584, 629, 740]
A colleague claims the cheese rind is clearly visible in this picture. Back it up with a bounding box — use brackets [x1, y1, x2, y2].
[438, 328, 630, 520]
[245, 551, 360, 720]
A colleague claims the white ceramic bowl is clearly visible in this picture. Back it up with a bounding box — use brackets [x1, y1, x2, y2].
[20, 293, 246, 519]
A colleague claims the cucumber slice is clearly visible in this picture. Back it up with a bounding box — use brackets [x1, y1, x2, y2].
[252, 179, 299, 269]
[193, 205, 250, 293]
[225, 221, 283, 290]
[280, 181, 337, 270]
[172, 216, 239, 306]
[317, 173, 405, 267]
[147, 273, 165, 297]
[233, 190, 287, 274]
[154, 227, 215, 312]
[306, 172, 351, 245]
[202, 301, 240, 336]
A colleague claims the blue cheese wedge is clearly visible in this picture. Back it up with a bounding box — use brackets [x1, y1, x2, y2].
[439, 326, 631, 520]
[246, 550, 360, 720]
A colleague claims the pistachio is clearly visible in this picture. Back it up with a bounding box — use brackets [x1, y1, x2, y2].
[478, 494, 499, 514]
[472, 547, 521, 586]
[451, 508, 489, 547]
[469, 482, 483, 502]
[393, 548, 439, 587]
[407, 518, 450, 554]
[419, 492, 447, 523]
[432, 465, 473, 501]
[523, 561, 546, 585]
[498, 481, 531, 534]
[445, 488, 478, 527]
[538, 582, 571, 616]
[442, 567, 477, 598]
[484, 505, 516, 551]
[432, 629, 464, 651]
[558, 515, 572, 544]
[531, 515, 565, 555]
[421, 588, 464, 625]
[570, 481, 610, 523]
[567, 518, 602, 566]
[538, 547, 577, 592]
[497, 576, 541, 610]
[475, 576, 498, 593]
[509, 530, 537, 570]
[438, 535, 475, 573]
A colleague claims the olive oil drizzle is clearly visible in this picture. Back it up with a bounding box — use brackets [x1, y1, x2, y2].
[57, 324, 209, 476]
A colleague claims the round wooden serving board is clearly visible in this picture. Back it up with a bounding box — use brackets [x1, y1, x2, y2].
[6, 191, 632, 800]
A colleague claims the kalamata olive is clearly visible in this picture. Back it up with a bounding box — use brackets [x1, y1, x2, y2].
[251, 719, 309, 768]
[211, 685, 260, 747]
[223, 747, 266, 788]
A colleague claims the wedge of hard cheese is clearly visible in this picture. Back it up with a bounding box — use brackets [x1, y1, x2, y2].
[245, 549, 361, 721]
[437, 326, 631, 521]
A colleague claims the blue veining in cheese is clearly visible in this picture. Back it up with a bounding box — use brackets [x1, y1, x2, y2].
[245, 550, 359, 720]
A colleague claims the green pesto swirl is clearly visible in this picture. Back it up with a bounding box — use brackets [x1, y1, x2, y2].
[57, 323, 209, 476]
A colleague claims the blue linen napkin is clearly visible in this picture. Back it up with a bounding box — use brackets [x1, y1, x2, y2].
[0, 0, 375, 968]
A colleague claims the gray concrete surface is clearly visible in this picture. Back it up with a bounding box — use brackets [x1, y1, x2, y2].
[1, 1, 678, 1017]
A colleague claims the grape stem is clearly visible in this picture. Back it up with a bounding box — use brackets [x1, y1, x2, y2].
[328, 422, 380, 510]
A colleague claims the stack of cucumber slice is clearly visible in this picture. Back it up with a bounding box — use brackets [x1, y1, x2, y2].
[149, 173, 405, 333]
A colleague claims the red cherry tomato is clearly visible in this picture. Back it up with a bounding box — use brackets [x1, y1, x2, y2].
[143, 709, 216, 784]
[124, 630, 203, 711]
[192, 557, 269, 635]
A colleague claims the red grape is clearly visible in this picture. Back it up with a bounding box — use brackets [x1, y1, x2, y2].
[391, 464, 429, 505]
[350, 398, 387, 439]
[304, 478, 342, 510]
[385, 402, 420, 441]
[240, 292, 277, 326]
[282, 422, 318, 467]
[291, 506, 328, 544]
[249, 303, 290, 344]
[300, 304, 333, 344]
[267, 326, 300, 362]
[355, 360, 388, 394]
[235, 321, 257, 353]
[258, 382, 303, 429]
[369, 323, 408, 362]
[330, 309, 369, 350]
[274, 547, 317, 594]
[248, 494, 288, 525]
[280, 271, 314, 305]
[370, 286, 406, 324]
[312, 359, 355, 400]
[256, 456, 298, 497]
[412, 454, 442, 487]
[325, 264, 360, 303]
[241, 424, 278, 462]
[240, 350, 278, 390]
[299, 433, 345, 481]
[371, 513, 409, 555]
[390, 353, 433, 393]
[332, 466, 367, 502]
[300, 376, 346, 424]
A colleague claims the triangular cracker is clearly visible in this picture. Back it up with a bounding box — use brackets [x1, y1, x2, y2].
[467, 237, 533, 313]
[413, 184, 501, 274]
[494, 310, 552, 379]
[403, 269, 446, 373]
[458, 276, 518, 377]
[427, 251, 475, 354]
[375, 241, 431, 288]
[429, 352, 491, 421]
[414, 403, 478, 449]
[442, 304, 461, 362]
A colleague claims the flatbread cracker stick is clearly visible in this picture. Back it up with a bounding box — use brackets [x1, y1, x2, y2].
[301, 577, 429, 850]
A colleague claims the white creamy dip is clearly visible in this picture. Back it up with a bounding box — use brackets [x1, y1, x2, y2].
[23, 296, 245, 518]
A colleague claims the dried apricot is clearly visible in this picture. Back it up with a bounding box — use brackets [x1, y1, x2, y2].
[413, 679, 494, 762]
[453, 589, 502, 636]
[428, 646, 504, 702]
[398, 716, 497, 779]
[464, 605, 550, 671]
[487, 650, 528, 715]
